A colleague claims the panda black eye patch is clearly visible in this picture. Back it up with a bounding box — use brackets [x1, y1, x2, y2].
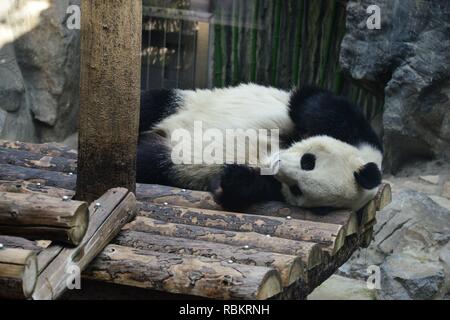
[301, 153, 316, 171]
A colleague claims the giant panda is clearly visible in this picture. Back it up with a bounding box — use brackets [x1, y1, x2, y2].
[137, 84, 383, 212]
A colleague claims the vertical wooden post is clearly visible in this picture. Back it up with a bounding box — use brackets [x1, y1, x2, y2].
[76, 0, 142, 202]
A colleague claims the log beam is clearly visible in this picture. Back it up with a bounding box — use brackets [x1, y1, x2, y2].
[140, 202, 346, 254]
[0, 248, 37, 299]
[0, 148, 77, 173]
[375, 183, 392, 211]
[84, 244, 282, 300]
[124, 216, 322, 269]
[0, 162, 389, 237]
[0, 192, 89, 246]
[0, 140, 77, 160]
[114, 230, 304, 286]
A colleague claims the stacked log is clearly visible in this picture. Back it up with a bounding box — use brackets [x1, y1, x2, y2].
[113, 231, 303, 286]
[84, 244, 282, 300]
[0, 192, 89, 246]
[0, 248, 37, 299]
[0, 141, 390, 300]
[32, 188, 137, 300]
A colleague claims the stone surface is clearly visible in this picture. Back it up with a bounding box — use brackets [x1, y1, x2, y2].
[419, 176, 440, 185]
[340, 0, 450, 173]
[442, 182, 450, 200]
[0, 0, 80, 143]
[339, 187, 450, 300]
[308, 275, 376, 300]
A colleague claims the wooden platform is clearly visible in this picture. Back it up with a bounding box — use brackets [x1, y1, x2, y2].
[0, 140, 391, 300]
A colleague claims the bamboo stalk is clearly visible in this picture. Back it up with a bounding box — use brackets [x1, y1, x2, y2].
[270, 0, 282, 86]
[292, 0, 304, 86]
[318, 0, 338, 87]
[250, 0, 260, 82]
[213, 13, 224, 87]
[231, 0, 240, 85]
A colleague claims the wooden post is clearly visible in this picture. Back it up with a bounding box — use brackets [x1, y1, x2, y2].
[76, 0, 142, 202]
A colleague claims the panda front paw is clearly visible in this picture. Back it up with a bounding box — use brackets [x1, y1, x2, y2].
[209, 165, 260, 212]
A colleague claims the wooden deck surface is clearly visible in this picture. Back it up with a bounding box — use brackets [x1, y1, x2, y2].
[0, 140, 391, 299]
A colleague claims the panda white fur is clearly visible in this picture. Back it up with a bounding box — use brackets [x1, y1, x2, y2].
[137, 84, 383, 212]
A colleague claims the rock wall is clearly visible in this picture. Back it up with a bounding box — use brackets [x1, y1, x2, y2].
[0, 0, 80, 143]
[340, 0, 450, 173]
[339, 180, 450, 300]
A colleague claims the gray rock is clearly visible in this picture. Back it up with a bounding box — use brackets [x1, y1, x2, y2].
[339, 189, 450, 300]
[380, 253, 445, 300]
[0, 0, 80, 143]
[308, 275, 376, 300]
[340, 0, 450, 173]
[0, 43, 24, 113]
[0, 108, 6, 133]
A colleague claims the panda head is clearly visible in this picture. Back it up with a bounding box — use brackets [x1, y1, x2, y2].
[272, 135, 383, 211]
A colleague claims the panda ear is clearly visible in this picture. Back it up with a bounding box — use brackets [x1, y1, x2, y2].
[354, 162, 382, 190]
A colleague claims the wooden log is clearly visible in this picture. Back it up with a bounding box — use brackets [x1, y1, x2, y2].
[0, 180, 74, 199]
[114, 230, 304, 287]
[137, 183, 220, 210]
[0, 148, 77, 173]
[360, 199, 377, 227]
[360, 227, 374, 248]
[0, 192, 89, 246]
[0, 140, 77, 160]
[0, 163, 378, 237]
[277, 233, 362, 300]
[0, 248, 38, 299]
[32, 188, 137, 300]
[0, 236, 41, 251]
[374, 183, 392, 211]
[0, 160, 362, 230]
[124, 216, 322, 269]
[84, 244, 282, 300]
[138, 183, 356, 227]
[0, 164, 76, 190]
[77, 0, 142, 202]
[140, 202, 346, 254]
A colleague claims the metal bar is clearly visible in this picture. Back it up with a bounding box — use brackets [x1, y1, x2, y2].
[176, 19, 182, 88]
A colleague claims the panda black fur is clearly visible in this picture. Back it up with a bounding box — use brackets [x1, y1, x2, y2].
[137, 84, 383, 212]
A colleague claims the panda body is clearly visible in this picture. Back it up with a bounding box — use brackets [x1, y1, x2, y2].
[138, 84, 383, 212]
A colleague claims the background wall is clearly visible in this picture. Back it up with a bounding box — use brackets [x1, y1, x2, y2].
[0, 0, 80, 144]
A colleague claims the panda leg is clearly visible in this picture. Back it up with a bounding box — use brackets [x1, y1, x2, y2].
[140, 89, 181, 133]
[136, 132, 176, 186]
[209, 164, 284, 212]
